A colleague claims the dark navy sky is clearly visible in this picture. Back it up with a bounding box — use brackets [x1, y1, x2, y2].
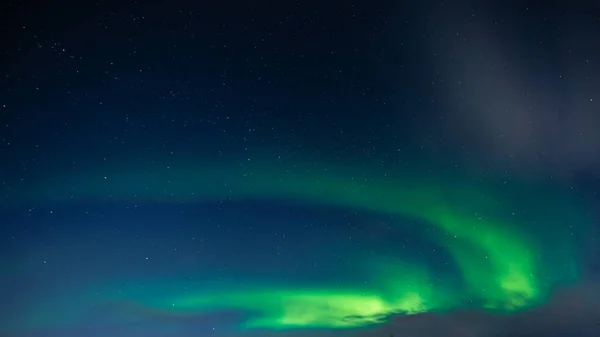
[1, 1, 600, 337]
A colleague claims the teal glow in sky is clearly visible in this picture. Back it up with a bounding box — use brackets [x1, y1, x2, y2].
[2, 3, 599, 337]
[8, 156, 588, 333]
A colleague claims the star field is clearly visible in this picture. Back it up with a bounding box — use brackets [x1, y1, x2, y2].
[1, 1, 599, 337]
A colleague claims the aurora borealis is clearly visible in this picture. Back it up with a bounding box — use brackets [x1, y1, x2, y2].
[1, 1, 600, 337]
[2, 157, 592, 334]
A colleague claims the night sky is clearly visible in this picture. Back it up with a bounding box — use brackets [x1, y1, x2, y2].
[1, 1, 600, 336]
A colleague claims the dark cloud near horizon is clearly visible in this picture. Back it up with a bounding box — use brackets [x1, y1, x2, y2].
[381, 282, 600, 337]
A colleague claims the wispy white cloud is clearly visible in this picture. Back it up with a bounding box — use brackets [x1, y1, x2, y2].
[428, 6, 600, 176]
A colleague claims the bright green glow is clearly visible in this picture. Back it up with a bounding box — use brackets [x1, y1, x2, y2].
[23, 157, 586, 329]
[174, 288, 419, 329]
[145, 260, 451, 329]
[431, 208, 538, 310]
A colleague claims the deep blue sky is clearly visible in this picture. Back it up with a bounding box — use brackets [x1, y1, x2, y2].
[1, 1, 600, 336]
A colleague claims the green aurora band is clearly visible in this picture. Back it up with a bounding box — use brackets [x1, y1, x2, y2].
[19, 157, 589, 330]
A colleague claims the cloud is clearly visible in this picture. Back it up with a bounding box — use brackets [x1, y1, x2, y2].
[428, 6, 600, 176]
[384, 282, 600, 337]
